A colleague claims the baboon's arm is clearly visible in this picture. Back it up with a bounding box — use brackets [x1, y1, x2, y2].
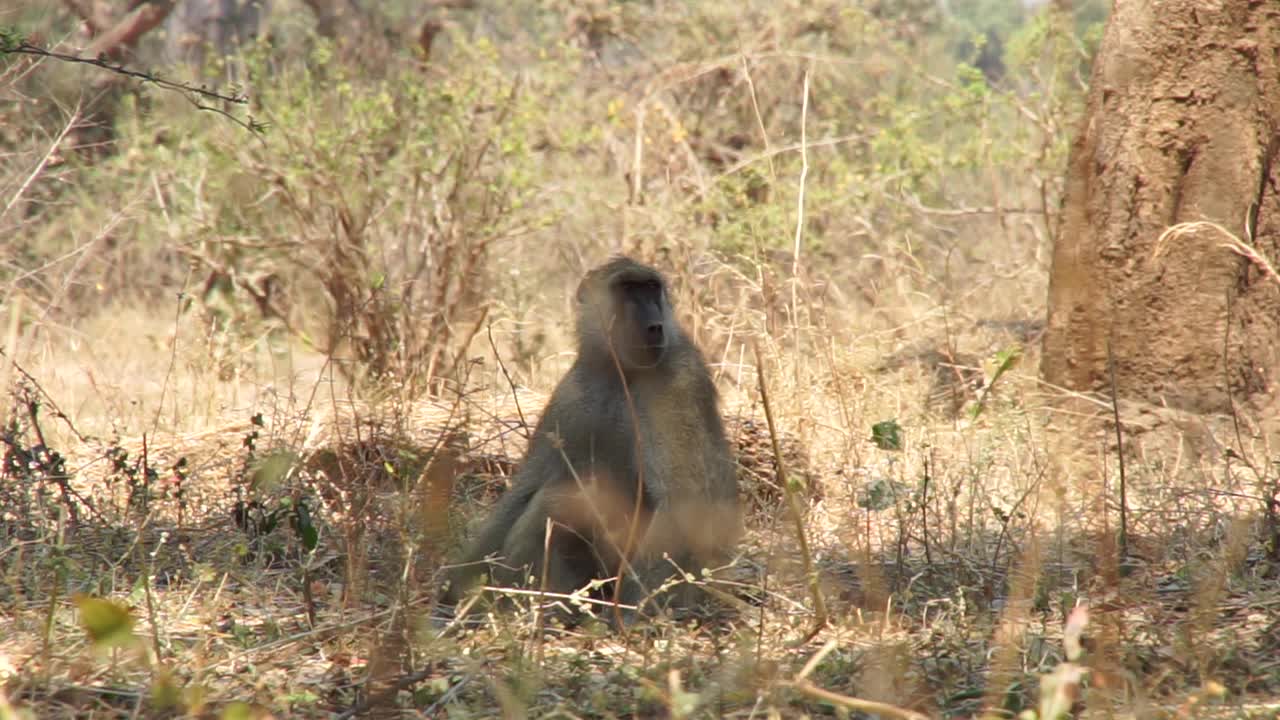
[458, 478, 539, 565]
[441, 477, 540, 602]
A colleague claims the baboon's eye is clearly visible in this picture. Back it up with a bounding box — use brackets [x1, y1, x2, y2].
[621, 279, 658, 292]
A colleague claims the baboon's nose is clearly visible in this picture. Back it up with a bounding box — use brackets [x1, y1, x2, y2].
[646, 323, 664, 345]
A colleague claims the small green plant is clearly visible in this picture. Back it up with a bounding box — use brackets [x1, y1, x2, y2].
[1, 384, 82, 525]
[73, 594, 137, 652]
[232, 431, 319, 562]
[103, 443, 159, 515]
[969, 344, 1022, 419]
[0, 26, 23, 54]
[870, 419, 904, 451]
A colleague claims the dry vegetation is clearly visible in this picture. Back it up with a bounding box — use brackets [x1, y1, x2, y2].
[2, 1, 1279, 718]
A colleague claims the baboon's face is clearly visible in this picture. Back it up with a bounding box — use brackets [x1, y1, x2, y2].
[604, 269, 671, 369]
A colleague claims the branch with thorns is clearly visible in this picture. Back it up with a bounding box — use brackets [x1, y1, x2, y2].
[1, 35, 268, 136]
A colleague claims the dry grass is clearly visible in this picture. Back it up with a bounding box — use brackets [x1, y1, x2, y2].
[3, 265, 1278, 718]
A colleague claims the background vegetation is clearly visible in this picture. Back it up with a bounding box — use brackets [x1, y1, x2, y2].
[2, 0, 1276, 718]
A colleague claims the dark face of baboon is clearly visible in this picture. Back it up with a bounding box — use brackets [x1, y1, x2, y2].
[576, 258, 675, 371]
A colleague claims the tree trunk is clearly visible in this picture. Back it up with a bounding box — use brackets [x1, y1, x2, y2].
[300, 0, 387, 59]
[1041, 0, 1280, 416]
[164, 0, 268, 77]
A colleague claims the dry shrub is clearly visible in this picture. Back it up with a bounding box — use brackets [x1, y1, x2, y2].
[180, 39, 548, 397]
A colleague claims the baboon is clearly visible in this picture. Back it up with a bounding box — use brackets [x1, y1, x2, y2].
[441, 256, 741, 622]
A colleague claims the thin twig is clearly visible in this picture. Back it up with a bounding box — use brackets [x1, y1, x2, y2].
[786, 680, 931, 720]
[902, 195, 1042, 217]
[474, 583, 637, 611]
[151, 285, 189, 434]
[6, 42, 267, 136]
[421, 673, 474, 717]
[8, 42, 247, 104]
[536, 516, 553, 663]
[0, 348, 88, 443]
[789, 68, 811, 379]
[486, 321, 530, 439]
[796, 638, 838, 680]
[1153, 219, 1279, 287]
[697, 132, 863, 199]
[753, 341, 827, 639]
[791, 68, 810, 282]
[0, 108, 79, 224]
[1106, 339, 1128, 563]
[740, 54, 776, 183]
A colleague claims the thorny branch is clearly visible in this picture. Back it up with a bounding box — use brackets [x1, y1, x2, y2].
[2, 38, 267, 136]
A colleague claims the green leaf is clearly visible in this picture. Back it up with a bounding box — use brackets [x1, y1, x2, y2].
[857, 477, 906, 512]
[73, 594, 136, 650]
[284, 690, 320, 705]
[293, 501, 319, 551]
[0, 27, 24, 54]
[991, 344, 1022, 379]
[870, 420, 903, 451]
[150, 668, 183, 710]
[249, 450, 298, 495]
[970, 344, 1022, 419]
[221, 702, 255, 720]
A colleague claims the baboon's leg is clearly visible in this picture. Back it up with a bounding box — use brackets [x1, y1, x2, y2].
[499, 486, 599, 599]
[442, 481, 539, 605]
[614, 510, 681, 616]
[620, 503, 732, 618]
